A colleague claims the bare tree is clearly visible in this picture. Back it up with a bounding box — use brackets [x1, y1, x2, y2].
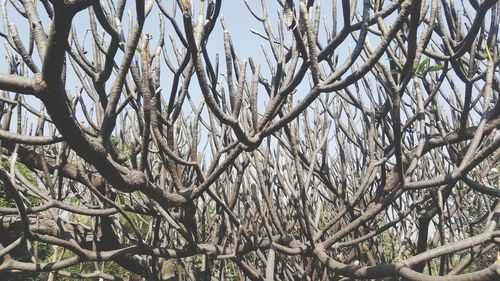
[0, 0, 499, 280]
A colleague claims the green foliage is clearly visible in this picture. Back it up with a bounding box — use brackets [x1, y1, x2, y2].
[0, 185, 15, 207]
[484, 38, 493, 61]
[465, 246, 499, 273]
[0, 242, 53, 281]
[111, 135, 119, 146]
[416, 57, 444, 77]
[118, 42, 142, 54]
[389, 57, 444, 77]
[222, 260, 239, 281]
[0, 271, 50, 281]
[0, 161, 39, 207]
[52, 250, 129, 280]
[0, 162, 48, 280]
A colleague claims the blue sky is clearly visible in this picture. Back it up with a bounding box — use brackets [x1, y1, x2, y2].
[0, 0, 478, 142]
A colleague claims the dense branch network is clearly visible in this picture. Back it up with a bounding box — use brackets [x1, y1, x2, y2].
[0, 0, 499, 280]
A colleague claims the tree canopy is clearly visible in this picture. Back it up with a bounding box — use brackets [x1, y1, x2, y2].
[0, 0, 499, 280]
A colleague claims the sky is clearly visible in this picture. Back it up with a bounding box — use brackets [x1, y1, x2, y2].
[0, 0, 349, 119]
[0, 0, 485, 146]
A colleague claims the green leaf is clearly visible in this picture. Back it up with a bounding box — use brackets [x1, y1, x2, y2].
[417, 57, 430, 74]
[485, 39, 493, 62]
[118, 42, 126, 51]
[427, 65, 444, 72]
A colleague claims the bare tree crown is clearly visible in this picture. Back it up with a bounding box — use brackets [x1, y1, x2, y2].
[0, 0, 499, 280]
